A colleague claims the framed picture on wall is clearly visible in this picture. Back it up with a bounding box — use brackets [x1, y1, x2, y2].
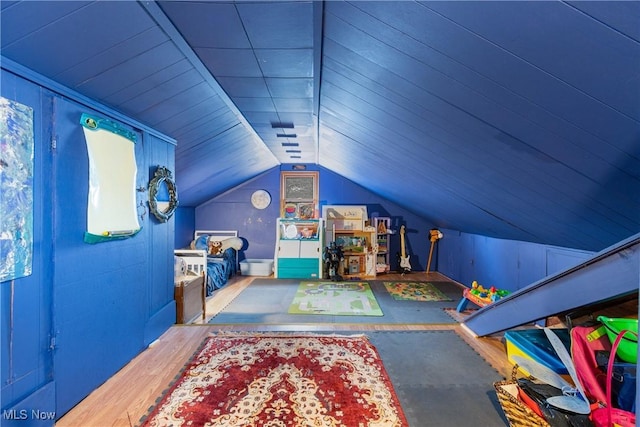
[280, 171, 319, 219]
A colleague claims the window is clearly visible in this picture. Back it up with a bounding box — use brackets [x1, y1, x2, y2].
[280, 171, 318, 219]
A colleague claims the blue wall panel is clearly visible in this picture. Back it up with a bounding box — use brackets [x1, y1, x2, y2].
[174, 207, 195, 249]
[1, 71, 55, 417]
[1, 67, 176, 419]
[517, 243, 547, 290]
[2, 381, 56, 427]
[546, 247, 595, 277]
[51, 96, 145, 416]
[439, 229, 595, 292]
[146, 134, 176, 329]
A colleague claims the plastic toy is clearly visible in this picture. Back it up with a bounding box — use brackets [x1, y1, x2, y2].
[469, 280, 509, 302]
[323, 242, 344, 281]
[456, 280, 510, 312]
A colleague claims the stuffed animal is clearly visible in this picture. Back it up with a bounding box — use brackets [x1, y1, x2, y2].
[208, 240, 224, 256]
[208, 237, 243, 256]
[190, 235, 243, 256]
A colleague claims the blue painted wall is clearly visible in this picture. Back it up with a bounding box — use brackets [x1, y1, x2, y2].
[1, 68, 176, 421]
[189, 165, 437, 271]
[1, 70, 56, 424]
[175, 207, 195, 249]
[438, 229, 595, 291]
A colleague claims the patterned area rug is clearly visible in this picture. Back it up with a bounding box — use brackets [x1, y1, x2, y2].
[288, 281, 383, 316]
[140, 333, 408, 427]
[384, 281, 454, 301]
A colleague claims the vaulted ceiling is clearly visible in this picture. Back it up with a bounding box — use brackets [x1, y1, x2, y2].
[2, 1, 639, 251]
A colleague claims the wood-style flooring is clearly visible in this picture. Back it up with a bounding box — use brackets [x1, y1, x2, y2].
[55, 271, 636, 426]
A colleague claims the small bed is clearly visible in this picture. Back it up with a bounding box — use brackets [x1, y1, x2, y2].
[174, 230, 241, 296]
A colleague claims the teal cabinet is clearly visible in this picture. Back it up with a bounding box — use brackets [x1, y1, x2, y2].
[274, 219, 324, 279]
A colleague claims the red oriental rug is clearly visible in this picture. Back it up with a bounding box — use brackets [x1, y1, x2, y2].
[140, 333, 408, 427]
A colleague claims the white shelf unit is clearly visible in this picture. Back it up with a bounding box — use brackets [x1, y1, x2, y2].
[374, 217, 391, 274]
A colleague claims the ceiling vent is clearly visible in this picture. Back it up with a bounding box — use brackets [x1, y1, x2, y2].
[271, 122, 294, 129]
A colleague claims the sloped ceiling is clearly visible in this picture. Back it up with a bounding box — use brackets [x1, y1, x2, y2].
[1, 1, 639, 251]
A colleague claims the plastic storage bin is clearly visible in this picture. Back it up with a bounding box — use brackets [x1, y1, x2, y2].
[240, 259, 274, 276]
[504, 328, 571, 376]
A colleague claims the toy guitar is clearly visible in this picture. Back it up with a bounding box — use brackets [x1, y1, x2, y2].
[398, 225, 411, 274]
[426, 229, 443, 273]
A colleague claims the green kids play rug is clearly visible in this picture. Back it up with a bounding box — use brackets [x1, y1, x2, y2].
[288, 281, 383, 316]
[383, 281, 453, 302]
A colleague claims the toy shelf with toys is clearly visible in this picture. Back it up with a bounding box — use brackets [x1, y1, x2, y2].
[456, 280, 510, 312]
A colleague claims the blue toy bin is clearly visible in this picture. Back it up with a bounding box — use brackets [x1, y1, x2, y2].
[504, 328, 571, 376]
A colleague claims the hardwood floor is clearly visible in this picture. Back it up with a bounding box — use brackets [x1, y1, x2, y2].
[54, 272, 548, 426]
